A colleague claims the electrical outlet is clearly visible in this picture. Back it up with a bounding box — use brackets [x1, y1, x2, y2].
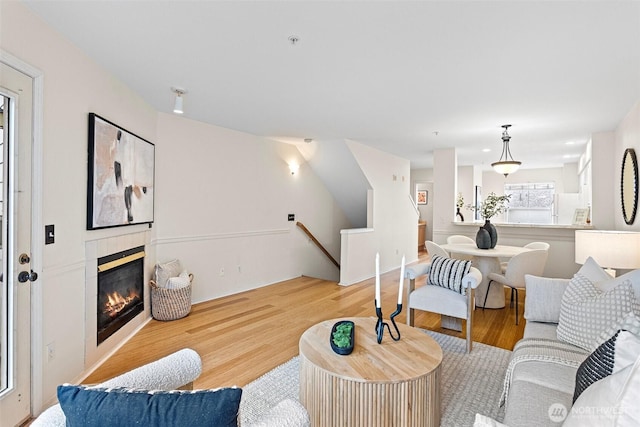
[219, 268, 225, 277]
[47, 341, 55, 361]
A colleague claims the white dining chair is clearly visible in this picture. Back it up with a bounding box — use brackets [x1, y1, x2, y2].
[446, 235, 475, 261]
[425, 240, 449, 259]
[500, 242, 549, 273]
[446, 235, 475, 244]
[486, 249, 549, 324]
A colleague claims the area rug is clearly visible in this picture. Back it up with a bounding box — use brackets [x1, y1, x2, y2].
[239, 330, 511, 426]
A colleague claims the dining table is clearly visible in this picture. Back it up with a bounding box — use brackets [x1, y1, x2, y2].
[440, 242, 533, 308]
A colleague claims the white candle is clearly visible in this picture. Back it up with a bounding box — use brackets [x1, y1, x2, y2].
[398, 255, 405, 305]
[375, 252, 381, 308]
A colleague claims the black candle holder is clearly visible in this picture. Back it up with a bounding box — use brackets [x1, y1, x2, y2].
[374, 301, 402, 344]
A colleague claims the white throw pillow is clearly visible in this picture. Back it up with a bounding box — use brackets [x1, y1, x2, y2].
[563, 354, 640, 427]
[524, 275, 569, 323]
[598, 268, 640, 294]
[595, 312, 640, 347]
[556, 273, 638, 351]
[154, 259, 183, 288]
[578, 256, 613, 285]
[164, 271, 191, 290]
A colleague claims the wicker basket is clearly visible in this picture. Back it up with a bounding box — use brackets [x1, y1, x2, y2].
[150, 274, 193, 321]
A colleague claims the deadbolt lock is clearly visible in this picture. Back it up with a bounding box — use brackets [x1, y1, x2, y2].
[18, 270, 38, 283]
[19, 253, 30, 264]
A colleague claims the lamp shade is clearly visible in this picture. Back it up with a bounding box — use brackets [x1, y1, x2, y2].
[575, 230, 640, 270]
[491, 160, 521, 176]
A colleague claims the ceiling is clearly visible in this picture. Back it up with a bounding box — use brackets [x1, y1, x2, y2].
[24, 0, 640, 170]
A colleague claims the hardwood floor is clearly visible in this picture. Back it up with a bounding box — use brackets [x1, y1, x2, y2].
[85, 251, 525, 390]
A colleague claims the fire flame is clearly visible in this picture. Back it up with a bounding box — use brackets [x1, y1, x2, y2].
[103, 290, 139, 318]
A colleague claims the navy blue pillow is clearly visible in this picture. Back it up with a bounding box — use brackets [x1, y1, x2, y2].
[58, 385, 242, 427]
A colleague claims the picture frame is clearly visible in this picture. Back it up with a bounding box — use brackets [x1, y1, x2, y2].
[417, 190, 428, 205]
[572, 208, 589, 225]
[87, 113, 155, 230]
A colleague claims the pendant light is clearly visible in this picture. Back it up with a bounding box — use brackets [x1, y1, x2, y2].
[491, 124, 521, 177]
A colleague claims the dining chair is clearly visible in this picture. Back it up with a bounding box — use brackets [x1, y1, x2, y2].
[486, 249, 549, 324]
[446, 235, 475, 244]
[405, 258, 482, 352]
[446, 235, 475, 261]
[425, 240, 449, 259]
[500, 242, 550, 273]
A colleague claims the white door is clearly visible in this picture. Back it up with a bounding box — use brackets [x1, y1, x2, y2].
[0, 62, 34, 426]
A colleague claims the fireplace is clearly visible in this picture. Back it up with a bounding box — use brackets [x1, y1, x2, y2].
[97, 246, 145, 345]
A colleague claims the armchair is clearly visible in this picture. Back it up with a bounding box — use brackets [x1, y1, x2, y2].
[405, 261, 482, 352]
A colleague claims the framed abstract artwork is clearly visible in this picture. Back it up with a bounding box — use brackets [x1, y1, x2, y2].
[417, 190, 428, 205]
[87, 113, 155, 230]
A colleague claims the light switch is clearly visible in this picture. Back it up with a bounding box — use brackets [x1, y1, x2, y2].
[45, 224, 55, 245]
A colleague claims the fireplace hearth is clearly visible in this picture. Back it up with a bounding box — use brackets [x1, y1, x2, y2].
[97, 246, 145, 345]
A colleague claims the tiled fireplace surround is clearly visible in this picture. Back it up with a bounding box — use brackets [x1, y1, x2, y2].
[85, 230, 153, 368]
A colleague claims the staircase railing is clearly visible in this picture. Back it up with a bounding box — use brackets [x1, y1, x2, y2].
[296, 222, 340, 269]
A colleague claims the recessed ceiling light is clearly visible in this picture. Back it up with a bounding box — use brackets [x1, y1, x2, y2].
[304, 138, 313, 143]
[288, 35, 300, 45]
[565, 141, 575, 145]
[482, 148, 491, 153]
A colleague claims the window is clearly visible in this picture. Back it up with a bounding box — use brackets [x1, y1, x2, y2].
[504, 182, 555, 224]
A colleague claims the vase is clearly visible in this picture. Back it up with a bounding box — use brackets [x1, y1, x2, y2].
[484, 219, 498, 248]
[456, 208, 464, 222]
[476, 227, 491, 249]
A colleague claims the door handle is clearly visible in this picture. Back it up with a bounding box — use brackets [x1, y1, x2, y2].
[18, 270, 38, 283]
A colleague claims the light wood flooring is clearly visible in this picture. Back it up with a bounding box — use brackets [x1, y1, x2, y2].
[84, 251, 525, 389]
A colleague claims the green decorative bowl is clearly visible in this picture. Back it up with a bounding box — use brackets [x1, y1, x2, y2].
[330, 320, 355, 355]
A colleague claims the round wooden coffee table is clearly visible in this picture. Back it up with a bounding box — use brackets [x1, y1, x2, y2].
[299, 316, 442, 427]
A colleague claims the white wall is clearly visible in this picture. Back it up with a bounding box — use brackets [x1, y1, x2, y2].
[2, 1, 351, 413]
[591, 131, 616, 229]
[155, 114, 349, 302]
[340, 140, 416, 284]
[457, 165, 474, 221]
[432, 148, 458, 244]
[410, 169, 434, 241]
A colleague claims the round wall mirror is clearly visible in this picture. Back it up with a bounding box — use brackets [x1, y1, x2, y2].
[621, 148, 638, 225]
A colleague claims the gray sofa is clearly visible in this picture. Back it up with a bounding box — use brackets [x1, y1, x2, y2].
[501, 279, 584, 427]
[33, 348, 309, 427]
[475, 258, 640, 427]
